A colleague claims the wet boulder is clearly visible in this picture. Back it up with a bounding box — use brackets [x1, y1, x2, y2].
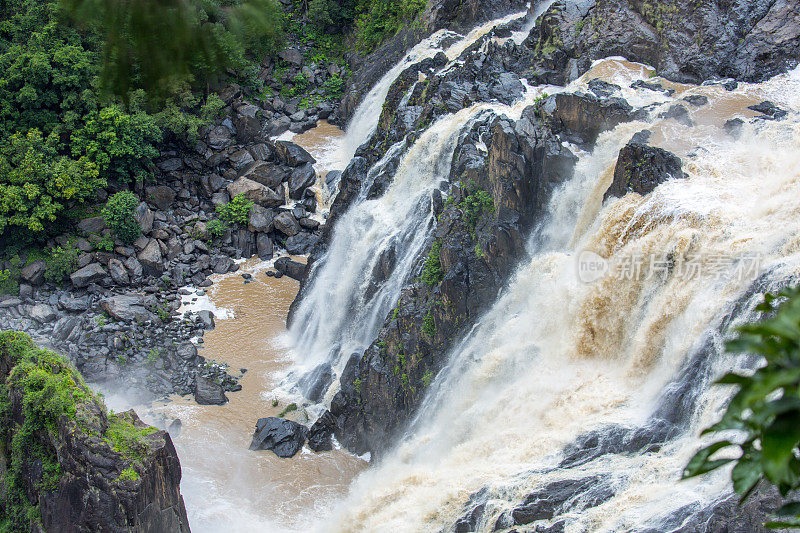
[307, 411, 336, 452]
[288, 163, 317, 200]
[604, 142, 685, 201]
[274, 257, 306, 281]
[249, 417, 307, 458]
[194, 376, 228, 405]
[273, 141, 316, 167]
[284, 233, 320, 255]
[748, 100, 788, 120]
[137, 239, 164, 275]
[298, 362, 332, 403]
[508, 476, 614, 526]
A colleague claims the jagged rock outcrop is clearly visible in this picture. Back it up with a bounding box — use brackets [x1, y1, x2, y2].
[326, 102, 579, 455]
[523, 0, 800, 86]
[338, 0, 529, 122]
[604, 142, 685, 200]
[0, 331, 190, 532]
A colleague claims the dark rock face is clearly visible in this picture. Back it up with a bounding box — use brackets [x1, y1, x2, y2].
[507, 476, 615, 526]
[544, 92, 636, 146]
[748, 100, 789, 119]
[338, 0, 527, 123]
[273, 141, 316, 167]
[307, 410, 336, 452]
[604, 142, 685, 200]
[326, 106, 577, 456]
[0, 333, 190, 532]
[524, 0, 800, 86]
[249, 417, 307, 458]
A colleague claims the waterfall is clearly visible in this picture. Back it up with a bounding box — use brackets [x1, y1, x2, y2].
[328, 10, 530, 171]
[289, 85, 548, 378]
[325, 66, 800, 531]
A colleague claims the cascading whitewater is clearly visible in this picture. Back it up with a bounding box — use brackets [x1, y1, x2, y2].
[289, 86, 548, 379]
[328, 10, 530, 171]
[326, 65, 800, 532]
[287, 9, 546, 380]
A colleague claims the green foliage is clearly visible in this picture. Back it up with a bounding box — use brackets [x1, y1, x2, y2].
[102, 191, 140, 244]
[146, 348, 159, 365]
[353, 377, 362, 395]
[421, 369, 433, 388]
[420, 240, 443, 286]
[71, 106, 161, 183]
[206, 219, 230, 238]
[0, 256, 23, 295]
[217, 194, 253, 226]
[323, 73, 346, 99]
[355, 0, 427, 52]
[61, 0, 284, 98]
[0, 130, 103, 237]
[684, 286, 800, 527]
[44, 242, 79, 284]
[422, 310, 435, 337]
[278, 402, 298, 418]
[0, 330, 91, 529]
[95, 234, 115, 251]
[104, 412, 157, 464]
[116, 466, 140, 483]
[459, 187, 494, 233]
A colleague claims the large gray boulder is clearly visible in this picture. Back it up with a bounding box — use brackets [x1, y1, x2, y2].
[273, 212, 301, 237]
[273, 141, 316, 167]
[134, 202, 154, 234]
[137, 239, 164, 275]
[227, 178, 284, 208]
[145, 186, 176, 211]
[70, 263, 107, 288]
[100, 295, 153, 323]
[288, 163, 317, 200]
[241, 161, 285, 190]
[248, 204, 275, 233]
[194, 376, 228, 405]
[29, 304, 56, 323]
[20, 260, 46, 286]
[249, 417, 307, 458]
[108, 258, 130, 285]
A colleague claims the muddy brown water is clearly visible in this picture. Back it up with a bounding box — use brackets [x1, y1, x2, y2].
[108, 257, 365, 532]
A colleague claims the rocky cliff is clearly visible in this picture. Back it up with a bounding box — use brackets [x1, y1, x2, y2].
[292, 0, 800, 459]
[0, 331, 190, 532]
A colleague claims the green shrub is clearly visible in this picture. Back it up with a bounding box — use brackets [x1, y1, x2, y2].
[355, 0, 427, 51]
[0, 256, 23, 295]
[278, 403, 298, 418]
[95, 234, 116, 252]
[422, 310, 435, 336]
[421, 369, 433, 388]
[207, 219, 230, 238]
[459, 188, 494, 232]
[44, 243, 79, 284]
[70, 106, 162, 184]
[684, 286, 800, 527]
[420, 240, 443, 286]
[323, 73, 345, 98]
[102, 191, 141, 244]
[117, 466, 140, 483]
[0, 130, 104, 237]
[217, 194, 253, 226]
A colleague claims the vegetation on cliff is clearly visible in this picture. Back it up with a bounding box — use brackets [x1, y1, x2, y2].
[0, 331, 186, 531]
